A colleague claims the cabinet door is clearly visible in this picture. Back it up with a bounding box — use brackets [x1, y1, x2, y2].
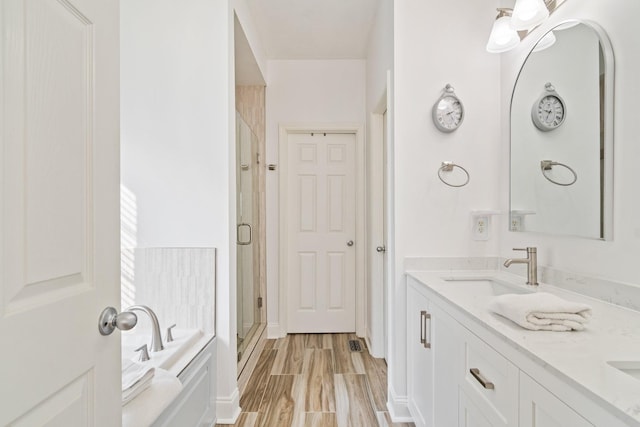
[519, 372, 593, 427]
[407, 281, 433, 427]
[460, 390, 496, 427]
[432, 302, 464, 427]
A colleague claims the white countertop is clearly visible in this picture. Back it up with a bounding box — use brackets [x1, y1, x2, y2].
[407, 269, 640, 425]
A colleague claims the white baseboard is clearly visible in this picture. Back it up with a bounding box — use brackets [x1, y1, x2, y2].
[387, 385, 412, 422]
[215, 387, 241, 425]
[267, 322, 285, 338]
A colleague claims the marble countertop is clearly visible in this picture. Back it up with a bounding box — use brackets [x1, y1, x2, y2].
[407, 269, 640, 426]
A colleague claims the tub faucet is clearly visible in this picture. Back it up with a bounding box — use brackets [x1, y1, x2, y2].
[126, 305, 164, 352]
[504, 247, 539, 286]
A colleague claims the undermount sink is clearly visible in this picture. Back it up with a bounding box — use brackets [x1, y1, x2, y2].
[441, 277, 534, 296]
[607, 361, 640, 382]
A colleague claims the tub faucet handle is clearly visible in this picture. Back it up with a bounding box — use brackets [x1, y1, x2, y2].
[166, 324, 176, 343]
[135, 344, 150, 362]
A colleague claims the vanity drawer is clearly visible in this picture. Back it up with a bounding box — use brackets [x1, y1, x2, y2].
[461, 330, 519, 427]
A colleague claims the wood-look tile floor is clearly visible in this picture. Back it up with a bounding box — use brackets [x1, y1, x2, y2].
[217, 333, 414, 427]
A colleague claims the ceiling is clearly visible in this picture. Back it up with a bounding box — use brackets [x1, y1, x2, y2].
[245, 0, 381, 60]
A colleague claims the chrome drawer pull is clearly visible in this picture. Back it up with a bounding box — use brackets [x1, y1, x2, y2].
[423, 313, 431, 349]
[420, 311, 426, 344]
[470, 368, 494, 390]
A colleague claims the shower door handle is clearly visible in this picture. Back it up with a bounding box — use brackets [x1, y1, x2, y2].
[237, 223, 252, 245]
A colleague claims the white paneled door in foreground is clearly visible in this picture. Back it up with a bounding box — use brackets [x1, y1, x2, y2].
[287, 133, 356, 332]
[1, 0, 120, 425]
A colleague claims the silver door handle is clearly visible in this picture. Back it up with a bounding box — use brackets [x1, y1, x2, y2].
[376, 245, 386, 253]
[237, 223, 252, 245]
[98, 307, 137, 336]
[347, 240, 354, 247]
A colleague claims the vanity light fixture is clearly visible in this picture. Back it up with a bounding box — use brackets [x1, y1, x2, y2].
[486, 8, 520, 53]
[511, 0, 549, 31]
[532, 30, 556, 52]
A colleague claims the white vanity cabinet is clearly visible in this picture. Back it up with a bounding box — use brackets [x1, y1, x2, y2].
[406, 274, 632, 427]
[153, 337, 217, 427]
[407, 277, 462, 427]
[519, 372, 592, 427]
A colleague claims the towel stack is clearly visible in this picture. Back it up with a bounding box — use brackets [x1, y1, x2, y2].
[122, 359, 155, 405]
[488, 292, 592, 331]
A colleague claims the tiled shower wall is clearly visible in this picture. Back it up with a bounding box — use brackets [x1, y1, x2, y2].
[121, 247, 216, 334]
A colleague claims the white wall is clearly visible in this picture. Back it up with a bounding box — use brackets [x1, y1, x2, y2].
[365, 0, 393, 358]
[500, 1, 640, 288]
[265, 60, 367, 337]
[391, 0, 501, 417]
[121, 0, 243, 422]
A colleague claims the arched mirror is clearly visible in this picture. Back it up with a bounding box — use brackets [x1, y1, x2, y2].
[509, 21, 614, 239]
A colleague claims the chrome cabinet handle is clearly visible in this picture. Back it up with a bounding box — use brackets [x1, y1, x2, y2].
[420, 311, 426, 344]
[98, 307, 137, 336]
[470, 368, 495, 390]
[376, 245, 386, 253]
[423, 312, 431, 349]
[237, 223, 252, 245]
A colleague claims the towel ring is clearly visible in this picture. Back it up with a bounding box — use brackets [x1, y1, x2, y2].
[540, 160, 577, 186]
[438, 161, 470, 188]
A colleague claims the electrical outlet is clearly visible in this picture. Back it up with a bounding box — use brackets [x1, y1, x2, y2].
[510, 214, 523, 231]
[473, 215, 489, 241]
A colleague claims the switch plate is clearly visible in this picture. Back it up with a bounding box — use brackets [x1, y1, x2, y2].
[473, 215, 489, 241]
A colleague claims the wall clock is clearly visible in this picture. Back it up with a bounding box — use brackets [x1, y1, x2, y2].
[531, 82, 566, 131]
[432, 84, 464, 132]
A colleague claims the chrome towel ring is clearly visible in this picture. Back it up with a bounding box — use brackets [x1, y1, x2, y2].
[438, 161, 470, 187]
[540, 160, 577, 186]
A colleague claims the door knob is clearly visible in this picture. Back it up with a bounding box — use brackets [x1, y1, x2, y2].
[98, 307, 138, 336]
[376, 245, 386, 253]
[347, 240, 354, 247]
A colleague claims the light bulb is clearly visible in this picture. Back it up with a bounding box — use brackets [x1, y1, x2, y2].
[486, 10, 520, 53]
[511, 0, 549, 31]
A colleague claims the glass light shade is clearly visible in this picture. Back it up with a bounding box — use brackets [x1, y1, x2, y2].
[532, 31, 556, 52]
[486, 15, 520, 53]
[511, 0, 549, 31]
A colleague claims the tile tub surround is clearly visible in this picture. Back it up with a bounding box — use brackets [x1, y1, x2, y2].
[407, 270, 640, 426]
[122, 247, 216, 335]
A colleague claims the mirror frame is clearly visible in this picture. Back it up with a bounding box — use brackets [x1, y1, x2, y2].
[509, 20, 615, 240]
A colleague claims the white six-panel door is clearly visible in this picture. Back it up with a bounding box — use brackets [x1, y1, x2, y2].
[0, 0, 120, 425]
[286, 132, 356, 332]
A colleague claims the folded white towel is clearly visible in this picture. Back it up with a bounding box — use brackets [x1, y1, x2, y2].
[122, 359, 155, 405]
[488, 292, 592, 331]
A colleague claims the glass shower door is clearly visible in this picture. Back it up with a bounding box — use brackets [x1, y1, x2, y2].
[236, 113, 261, 362]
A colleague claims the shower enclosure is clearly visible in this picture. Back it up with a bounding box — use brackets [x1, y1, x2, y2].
[236, 112, 264, 366]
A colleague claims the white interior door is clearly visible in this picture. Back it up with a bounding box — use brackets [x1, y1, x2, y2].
[0, 0, 120, 425]
[382, 109, 389, 360]
[287, 132, 356, 332]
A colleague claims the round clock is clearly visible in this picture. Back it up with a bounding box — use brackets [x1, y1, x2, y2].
[531, 82, 566, 131]
[432, 84, 464, 133]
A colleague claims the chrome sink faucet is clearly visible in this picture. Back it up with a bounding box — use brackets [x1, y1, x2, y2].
[126, 305, 164, 352]
[504, 247, 539, 286]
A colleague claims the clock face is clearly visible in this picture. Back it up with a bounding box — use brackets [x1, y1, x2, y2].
[433, 95, 463, 132]
[533, 95, 565, 131]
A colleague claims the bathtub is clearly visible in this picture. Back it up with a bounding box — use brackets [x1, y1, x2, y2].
[122, 328, 216, 426]
[121, 328, 204, 375]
